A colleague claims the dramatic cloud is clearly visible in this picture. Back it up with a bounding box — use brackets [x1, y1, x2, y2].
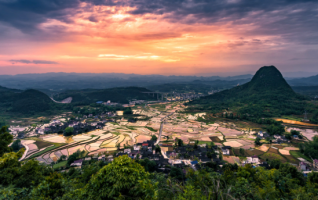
[10, 59, 58, 64]
[0, 0, 317, 75]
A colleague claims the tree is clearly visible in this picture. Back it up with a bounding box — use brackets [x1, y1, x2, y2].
[11, 139, 21, 152]
[268, 159, 282, 169]
[81, 155, 150, 199]
[219, 152, 223, 161]
[299, 136, 318, 159]
[308, 172, 318, 184]
[285, 133, 292, 140]
[266, 124, 285, 136]
[207, 152, 215, 159]
[0, 150, 47, 189]
[170, 167, 184, 181]
[155, 145, 161, 154]
[31, 172, 67, 199]
[178, 139, 184, 147]
[255, 137, 261, 145]
[124, 107, 133, 115]
[138, 158, 156, 172]
[291, 130, 300, 136]
[151, 135, 158, 141]
[0, 126, 13, 157]
[57, 155, 67, 163]
[194, 140, 199, 149]
[210, 141, 215, 148]
[239, 148, 245, 156]
[64, 127, 74, 136]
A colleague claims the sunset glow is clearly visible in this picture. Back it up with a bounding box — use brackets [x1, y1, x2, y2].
[0, 0, 317, 76]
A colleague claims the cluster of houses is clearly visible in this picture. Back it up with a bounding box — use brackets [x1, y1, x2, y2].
[83, 111, 117, 119]
[96, 100, 145, 108]
[36, 120, 108, 135]
[299, 159, 318, 176]
[9, 126, 28, 138]
[67, 141, 271, 172]
[66, 141, 318, 178]
[257, 131, 289, 143]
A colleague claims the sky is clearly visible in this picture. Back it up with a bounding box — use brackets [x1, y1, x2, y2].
[0, 0, 318, 76]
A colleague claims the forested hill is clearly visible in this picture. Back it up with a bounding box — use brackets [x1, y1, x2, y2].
[0, 87, 55, 115]
[188, 66, 310, 118]
[10, 90, 53, 113]
[55, 87, 157, 104]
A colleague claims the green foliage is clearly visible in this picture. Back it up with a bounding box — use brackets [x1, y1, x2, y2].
[308, 172, 318, 184]
[266, 124, 285, 136]
[145, 126, 157, 132]
[240, 148, 245, 156]
[0, 88, 75, 116]
[299, 136, 318, 159]
[0, 126, 13, 157]
[311, 111, 318, 124]
[219, 152, 223, 161]
[57, 155, 67, 163]
[31, 172, 67, 199]
[255, 137, 261, 145]
[170, 167, 185, 181]
[67, 150, 85, 165]
[138, 158, 157, 172]
[155, 145, 161, 154]
[81, 155, 149, 199]
[0, 150, 50, 189]
[188, 66, 310, 119]
[1, 147, 318, 199]
[11, 139, 21, 152]
[291, 130, 300, 136]
[64, 127, 74, 136]
[151, 135, 158, 141]
[285, 133, 292, 140]
[124, 107, 133, 115]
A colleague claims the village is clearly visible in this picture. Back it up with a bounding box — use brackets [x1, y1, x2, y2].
[9, 100, 318, 177]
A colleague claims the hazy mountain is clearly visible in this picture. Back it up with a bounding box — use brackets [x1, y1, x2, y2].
[287, 74, 318, 86]
[54, 87, 156, 104]
[0, 73, 254, 91]
[292, 86, 318, 98]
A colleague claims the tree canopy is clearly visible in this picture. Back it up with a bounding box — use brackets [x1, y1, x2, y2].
[0, 126, 13, 157]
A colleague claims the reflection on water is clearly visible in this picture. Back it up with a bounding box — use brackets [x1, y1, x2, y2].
[287, 127, 318, 141]
[64, 136, 74, 143]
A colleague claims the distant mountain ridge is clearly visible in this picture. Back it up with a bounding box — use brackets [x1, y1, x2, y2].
[54, 87, 156, 104]
[288, 74, 318, 86]
[0, 73, 254, 91]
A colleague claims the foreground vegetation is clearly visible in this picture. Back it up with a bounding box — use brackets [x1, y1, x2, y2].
[1, 126, 318, 199]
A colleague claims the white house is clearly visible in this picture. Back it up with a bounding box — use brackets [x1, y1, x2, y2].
[245, 155, 259, 164]
[221, 146, 231, 155]
[299, 162, 310, 171]
[124, 149, 131, 153]
[98, 155, 105, 161]
[134, 145, 141, 151]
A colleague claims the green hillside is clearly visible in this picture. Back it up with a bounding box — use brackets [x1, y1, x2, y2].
[10, 89, 53, 113]
[55, 87, 156, 104]
[0, 87, 55, 115]
[188, 66, 310, 118]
